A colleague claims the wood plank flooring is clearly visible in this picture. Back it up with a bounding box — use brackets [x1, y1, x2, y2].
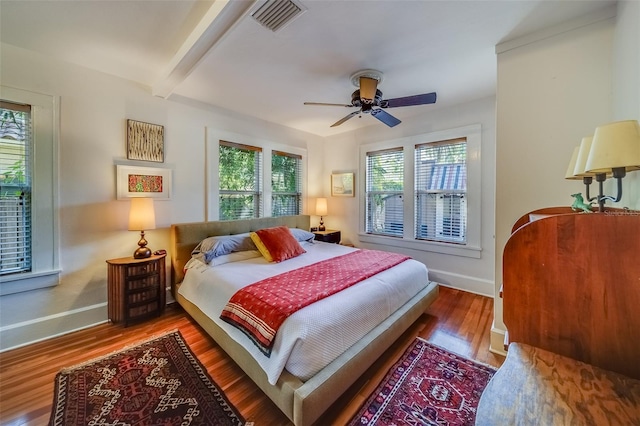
[0, 286, 504, 426]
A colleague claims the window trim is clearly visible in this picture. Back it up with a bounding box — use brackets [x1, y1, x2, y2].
[1, 86, 60, 295]
[358, 124, 482, 258]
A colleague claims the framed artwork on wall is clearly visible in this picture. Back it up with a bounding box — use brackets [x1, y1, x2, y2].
[126, 119, 164, 162]
[331, 172, 355, 197]
[116, 165, 172, 200]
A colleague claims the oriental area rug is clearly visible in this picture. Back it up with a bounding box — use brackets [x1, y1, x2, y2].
[48, 330, 244, 426]
[349, 338, 496, 426]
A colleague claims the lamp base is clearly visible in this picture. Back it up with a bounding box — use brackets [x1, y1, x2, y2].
[133, 246, 152, 259]
[133, 230, 151, 259]
[319, 216, 325, 231]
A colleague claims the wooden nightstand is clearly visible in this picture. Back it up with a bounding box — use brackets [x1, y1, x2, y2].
[106, 253, 166, 326]
[313, 229, 341, 244]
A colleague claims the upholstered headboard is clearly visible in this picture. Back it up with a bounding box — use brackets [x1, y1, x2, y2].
[170, 215, 310, 288]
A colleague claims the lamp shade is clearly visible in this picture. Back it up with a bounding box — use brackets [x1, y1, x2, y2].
[128, 197, 156, 231]
[315, 197, 328, 216]
[573, 136, 595, 177]
[564, 146, 581, 180]
[585, 120, 640, 174]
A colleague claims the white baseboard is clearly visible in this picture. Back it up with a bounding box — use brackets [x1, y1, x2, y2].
[428, 268, 494, 298]
[0, 302, 108, 352]
[490, 326, 507, 356]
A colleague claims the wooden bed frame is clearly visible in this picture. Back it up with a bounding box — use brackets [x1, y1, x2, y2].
[170, 215, 439, 426]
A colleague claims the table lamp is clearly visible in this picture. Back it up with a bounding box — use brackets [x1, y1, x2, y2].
[316, 197, 327, 231]
[128, 197, 156, 258]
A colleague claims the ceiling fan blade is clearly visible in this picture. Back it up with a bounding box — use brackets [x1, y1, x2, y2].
[359, 76, 378, 103]
[330, 110, 360, 127]
[304, 102, 354, 107]
[371, 109, 401, 127]
[383, 92, 437, 108]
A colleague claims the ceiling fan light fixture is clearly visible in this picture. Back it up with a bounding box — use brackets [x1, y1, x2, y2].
[350, 69, 384, 87]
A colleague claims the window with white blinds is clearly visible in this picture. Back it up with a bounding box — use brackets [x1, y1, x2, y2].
[0, 101, 32, 275]
[415, 138, 467, 243]
[271, 150, 301, 217]
[365, 148, 404, 237]
[219, 140, 262, 220]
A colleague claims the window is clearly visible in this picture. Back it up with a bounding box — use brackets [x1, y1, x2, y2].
[415, 139, 467, 244]
[219, 140, 262, 220]
[365, 148, 404, 237]
[1, 86, 58, 295]
[0, 102, 31, 275]
[359, 124, 481, 258]
[271, 150, 301, 217]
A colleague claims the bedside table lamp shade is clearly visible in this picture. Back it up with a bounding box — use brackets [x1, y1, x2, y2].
[316, 197, 328, 231]
[128, 197, 156, 259]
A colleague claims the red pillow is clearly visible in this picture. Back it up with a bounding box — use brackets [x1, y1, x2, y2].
[252, 226, 306, 262]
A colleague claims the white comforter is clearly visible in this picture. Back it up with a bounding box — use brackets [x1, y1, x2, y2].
[178, 241, 429, 385]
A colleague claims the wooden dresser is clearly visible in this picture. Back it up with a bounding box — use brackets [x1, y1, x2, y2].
[502, 207, 640, 379]
[477, 207, 640, 425]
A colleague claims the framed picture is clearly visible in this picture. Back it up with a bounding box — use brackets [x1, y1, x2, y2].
[331, 172, 355, 197]
[116, 165, 172, 200]
[126, 119, 164, 162]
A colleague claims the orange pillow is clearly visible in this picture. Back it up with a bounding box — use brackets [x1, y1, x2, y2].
[250, 226, 306, 262]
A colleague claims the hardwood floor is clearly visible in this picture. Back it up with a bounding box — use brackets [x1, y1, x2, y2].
[0, 286, 503, 426]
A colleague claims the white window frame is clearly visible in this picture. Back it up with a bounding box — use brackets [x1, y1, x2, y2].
[359, 124, 481, 258]
[1, 86, 60, 295]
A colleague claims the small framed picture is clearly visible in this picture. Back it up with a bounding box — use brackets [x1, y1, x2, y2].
[331, 172, 355, 197]
[116, 165, 172, 200]
[126, 119, 164, 163]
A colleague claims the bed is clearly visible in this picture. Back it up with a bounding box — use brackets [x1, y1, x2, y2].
[170, 215, 439, 426]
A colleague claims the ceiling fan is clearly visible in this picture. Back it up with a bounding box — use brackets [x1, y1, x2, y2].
[304, 70, 437, 128]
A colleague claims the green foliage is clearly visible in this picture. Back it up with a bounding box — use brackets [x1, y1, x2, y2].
[271, 154, 298, 192]
[219, 145, 261, 219]
[219, 145, 258, 191]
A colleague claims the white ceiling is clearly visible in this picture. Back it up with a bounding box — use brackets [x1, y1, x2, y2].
[0, 0, 615, 137]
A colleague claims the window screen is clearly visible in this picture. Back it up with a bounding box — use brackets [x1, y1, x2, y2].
[365, 147, 404, 237]
[271, 150, 301, 217]
[219, 140, 262, 220]
[0, 101, 32, 275]
[415, 138, 467, 243]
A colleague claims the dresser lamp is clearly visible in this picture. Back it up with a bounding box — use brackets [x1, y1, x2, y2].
[585, 120, 640, 212]
[128, 197, 156, 259]
[316, 197, 328, 231]
[566, 136, 601, 202]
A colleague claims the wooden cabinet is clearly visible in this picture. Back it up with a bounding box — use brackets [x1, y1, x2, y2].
[313, 229, 341, 244]
[106, 254, 166, 326]
[502, 207, 640, 379]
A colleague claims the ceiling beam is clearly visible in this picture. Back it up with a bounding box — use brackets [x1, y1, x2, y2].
[152, 0, 256, 99]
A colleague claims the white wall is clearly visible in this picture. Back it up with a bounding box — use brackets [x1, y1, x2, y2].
[492, 5, 639, 353]
[612, 1, 640, 206]
[0, 43, 325, 350]
[322, 96, 497, 297]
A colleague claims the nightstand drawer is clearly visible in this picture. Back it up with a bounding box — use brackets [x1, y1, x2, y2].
[125, 261, 160, 277]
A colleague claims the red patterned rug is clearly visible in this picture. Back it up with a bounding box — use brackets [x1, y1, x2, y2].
[349, 338, 496, 426]
[48, 330, 244, 426]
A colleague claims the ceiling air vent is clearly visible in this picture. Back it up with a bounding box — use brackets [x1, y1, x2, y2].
[251, 0, 306, 32]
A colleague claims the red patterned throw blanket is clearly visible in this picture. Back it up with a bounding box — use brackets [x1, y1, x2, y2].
[220, 249, 410, 356]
